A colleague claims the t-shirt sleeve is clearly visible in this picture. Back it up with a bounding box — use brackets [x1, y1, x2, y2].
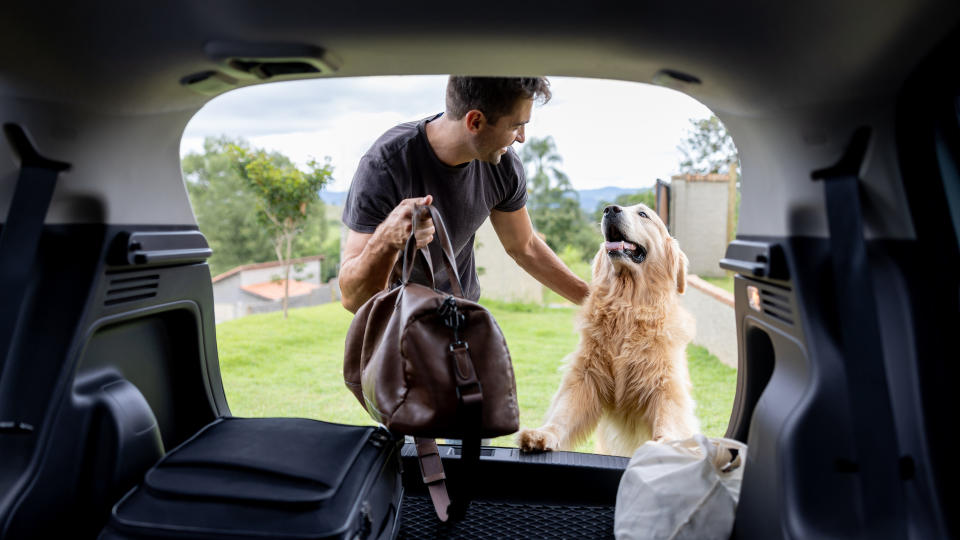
[494, 149, 528, 213]
[341, 156, 401, 233]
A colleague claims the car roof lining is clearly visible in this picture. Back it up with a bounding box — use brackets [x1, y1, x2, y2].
[1, 2, 958, 237]
[1, 1, 958, 118]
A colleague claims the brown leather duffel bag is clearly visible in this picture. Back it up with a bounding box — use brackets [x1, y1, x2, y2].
[343, 204, 519, 522]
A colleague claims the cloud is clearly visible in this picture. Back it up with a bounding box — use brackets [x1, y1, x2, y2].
[182, 76, 447, 137]
[180, 75, 716, 193]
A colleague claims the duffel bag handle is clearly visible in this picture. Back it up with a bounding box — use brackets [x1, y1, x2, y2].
[400, 230, 436, 289]
[402, 204, 465, 298]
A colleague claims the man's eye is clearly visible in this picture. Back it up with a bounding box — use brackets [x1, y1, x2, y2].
[638, 211, 649, 218]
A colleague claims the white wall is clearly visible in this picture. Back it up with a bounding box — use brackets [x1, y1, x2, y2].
[670, 178, 729, 277]
[239, 259, 322, 286]
[474, 218, 543, 303]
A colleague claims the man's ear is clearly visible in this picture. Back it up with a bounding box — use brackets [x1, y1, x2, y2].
[464, 109, 486, 134]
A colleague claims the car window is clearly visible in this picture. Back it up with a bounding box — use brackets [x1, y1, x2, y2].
[180, 75, 740, 454]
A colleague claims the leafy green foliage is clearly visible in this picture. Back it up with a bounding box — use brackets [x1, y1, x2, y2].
[521, 136, 597, 258]
[677, 115, 739, 175]
[229, 146, 333, 234]
[228, 145, 334, 317]
[675, 116, 742, 241]
[183, 137, 276, 276]
[182, 136, 335, 281]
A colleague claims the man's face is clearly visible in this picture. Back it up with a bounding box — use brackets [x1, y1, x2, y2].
[474, 98, 533, 164]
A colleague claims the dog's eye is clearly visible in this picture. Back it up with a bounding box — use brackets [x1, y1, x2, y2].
[638, 211, 649, 219]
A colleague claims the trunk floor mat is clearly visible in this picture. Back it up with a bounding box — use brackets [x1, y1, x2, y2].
[398, 494, 615, 539]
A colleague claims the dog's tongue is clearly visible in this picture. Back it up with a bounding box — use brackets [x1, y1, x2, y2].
[605, 241, 637, 252]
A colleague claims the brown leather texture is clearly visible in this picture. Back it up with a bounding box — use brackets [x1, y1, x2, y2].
[343, 206, 519, 439]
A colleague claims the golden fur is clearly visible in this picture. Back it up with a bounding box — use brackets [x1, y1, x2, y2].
[516, 203, 698, 457]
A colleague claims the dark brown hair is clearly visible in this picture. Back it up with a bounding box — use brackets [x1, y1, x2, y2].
[445, 76, 551, 123]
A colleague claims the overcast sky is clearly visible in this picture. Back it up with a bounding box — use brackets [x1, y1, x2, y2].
[180, 76, 714, 193]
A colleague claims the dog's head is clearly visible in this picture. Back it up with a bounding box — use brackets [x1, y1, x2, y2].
[593, 203, 687, 295]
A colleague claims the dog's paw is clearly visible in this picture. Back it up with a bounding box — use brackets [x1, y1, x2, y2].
[516, 428, 559, 453]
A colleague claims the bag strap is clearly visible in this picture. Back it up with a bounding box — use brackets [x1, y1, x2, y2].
[414, 437, 451, 522]
[403, 205, 481, 521]
[400, 226, 436, 289]
[448, 342, 482, 521]
[414, 342, 484, 523]
[404, 204, 464, 298]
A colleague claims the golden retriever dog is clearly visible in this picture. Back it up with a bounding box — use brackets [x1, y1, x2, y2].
[517, 202, 698, 457]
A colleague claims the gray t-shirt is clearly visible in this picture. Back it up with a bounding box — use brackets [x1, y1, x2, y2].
[342, 113, 528, 300]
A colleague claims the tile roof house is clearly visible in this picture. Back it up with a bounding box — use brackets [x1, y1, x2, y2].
[211, 255, 332, 323]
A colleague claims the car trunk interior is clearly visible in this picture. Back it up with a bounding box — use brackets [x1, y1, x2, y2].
[2, 1, 959, 538]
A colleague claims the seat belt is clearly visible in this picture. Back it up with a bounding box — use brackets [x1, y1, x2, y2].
[0, 124, 70, 381]
[811, 126, 907, 538]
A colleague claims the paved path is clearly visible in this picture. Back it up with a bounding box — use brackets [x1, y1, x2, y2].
[682, 276, 737, 369]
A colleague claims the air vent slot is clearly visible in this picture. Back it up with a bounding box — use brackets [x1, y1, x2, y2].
[105, 274, 159, 306]
[759, 288, 794, 325]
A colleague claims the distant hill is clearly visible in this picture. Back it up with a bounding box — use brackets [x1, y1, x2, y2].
[576, 186, 652, 213]
[321, 185, 652, 213]
[320, 190, 349, 206]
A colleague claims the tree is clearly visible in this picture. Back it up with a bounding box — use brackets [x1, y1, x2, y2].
[183, 137, 276, 275]
[182, 137, 333, 278]
[677, 116, 741, 241]
[520, 136, 595, 257]
[229, 146, 335, 318]
[677, 116, 739, 175]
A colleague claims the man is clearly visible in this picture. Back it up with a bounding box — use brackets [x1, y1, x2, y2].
[340, 76, 589, 313]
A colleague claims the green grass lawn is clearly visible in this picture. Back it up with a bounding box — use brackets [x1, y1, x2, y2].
[699, 274, 735, 295]
[215, 300, 736, 453]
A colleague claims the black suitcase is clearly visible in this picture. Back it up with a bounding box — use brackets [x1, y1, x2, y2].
[100, 417, 403, 540]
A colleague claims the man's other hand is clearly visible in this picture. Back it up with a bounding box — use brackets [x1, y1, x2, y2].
[380, 195, 435, 249]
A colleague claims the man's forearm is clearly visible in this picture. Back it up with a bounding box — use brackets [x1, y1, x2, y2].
[339, 229, 401, 313]
[512, 237, 589, 305]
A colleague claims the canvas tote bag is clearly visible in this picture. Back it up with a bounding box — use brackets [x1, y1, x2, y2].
[343, 204, 519, 522]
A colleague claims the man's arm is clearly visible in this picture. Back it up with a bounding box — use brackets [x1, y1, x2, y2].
[489, 206, 589, 305]
[340, 195, 435, 313]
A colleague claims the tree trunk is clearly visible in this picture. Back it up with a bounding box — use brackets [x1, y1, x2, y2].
[283, 229, 293, 319]
[272, 237, 285, 318]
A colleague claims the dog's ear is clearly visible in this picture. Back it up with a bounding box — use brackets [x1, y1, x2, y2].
[670, 237, 688, 294]
[591, 247, 605, 282]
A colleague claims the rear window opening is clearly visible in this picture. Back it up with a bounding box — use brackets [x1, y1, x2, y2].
[180, 75, 741, 455]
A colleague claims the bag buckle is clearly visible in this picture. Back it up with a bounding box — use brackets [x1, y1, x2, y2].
[456, 381, 483, 404]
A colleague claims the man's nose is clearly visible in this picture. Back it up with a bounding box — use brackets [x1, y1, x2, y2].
[603, 205, 622, 215]
[515, 126, 525, 143]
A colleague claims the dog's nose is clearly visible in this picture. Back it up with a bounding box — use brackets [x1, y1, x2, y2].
[603, 205, 622, 215]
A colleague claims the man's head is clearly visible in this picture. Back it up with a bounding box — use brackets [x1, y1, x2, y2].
[445, 76, 551, 164]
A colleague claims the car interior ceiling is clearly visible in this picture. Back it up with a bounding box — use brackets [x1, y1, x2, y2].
[1, 1, 959, 538]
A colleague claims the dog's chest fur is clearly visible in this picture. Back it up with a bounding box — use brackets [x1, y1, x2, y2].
[581, 298, 694, 410]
